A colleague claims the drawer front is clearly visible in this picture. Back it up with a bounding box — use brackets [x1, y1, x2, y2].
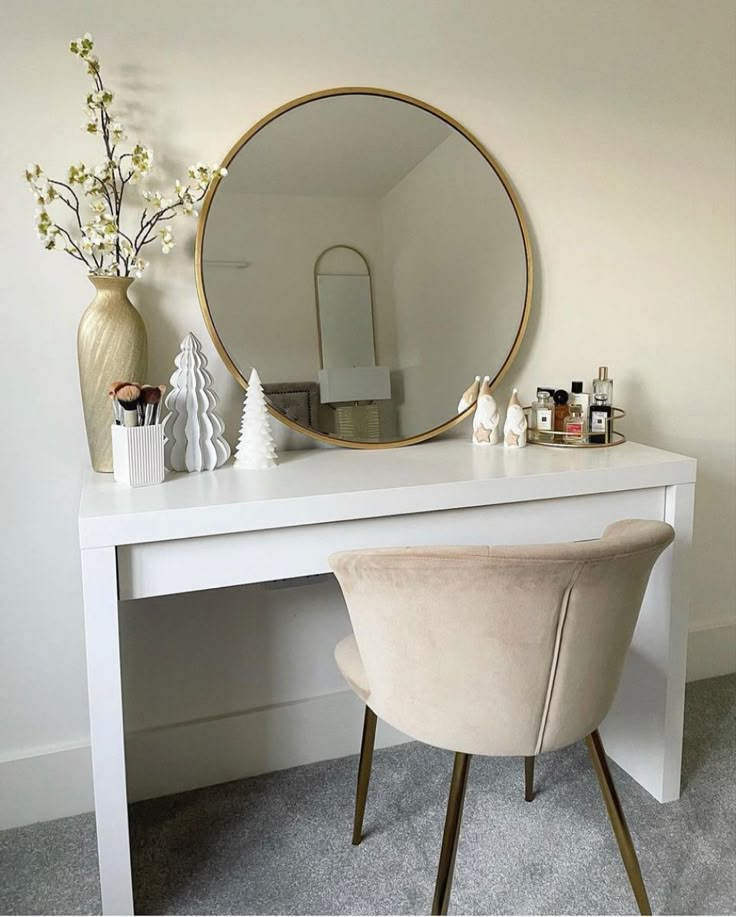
[118, 487, 664, 600]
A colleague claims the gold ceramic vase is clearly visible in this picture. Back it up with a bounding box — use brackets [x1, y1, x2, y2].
[78, 276, 147, 472]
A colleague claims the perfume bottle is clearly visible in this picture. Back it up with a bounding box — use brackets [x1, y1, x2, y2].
[569, 381, 590, 416]
[563, 402, 587, 444]
[532, 390, 554, 442]
[553, 389, 569, 432]
[593, 367, 613, 406]
[589, 394, 612, 444]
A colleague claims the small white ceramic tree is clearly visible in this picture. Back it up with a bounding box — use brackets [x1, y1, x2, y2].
[164, 332, 230, 472]
[235, 368, 278, 470]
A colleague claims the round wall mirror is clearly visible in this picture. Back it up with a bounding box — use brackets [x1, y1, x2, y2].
[196, 88, 532, 448]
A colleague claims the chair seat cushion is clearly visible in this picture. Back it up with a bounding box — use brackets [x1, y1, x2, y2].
[335, 634, 370, 701]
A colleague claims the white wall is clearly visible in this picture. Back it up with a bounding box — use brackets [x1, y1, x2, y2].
[204, 189, 385, 382]
[381, 133, 526, 434]
[1, 0, 734, 828]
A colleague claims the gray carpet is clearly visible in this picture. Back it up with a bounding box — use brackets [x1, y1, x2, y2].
[1, 675, 734, 915]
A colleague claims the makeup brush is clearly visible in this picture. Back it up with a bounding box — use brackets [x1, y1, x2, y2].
[141, 385, 163, 425]
[115, 384, 141, 428]
[108, 381, 126, 424]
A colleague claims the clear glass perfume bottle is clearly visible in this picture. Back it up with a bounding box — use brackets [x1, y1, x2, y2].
[589, 394, 612, 444]
[532, 391, 554, 442]
[593, 367, 613, 405]
[563, 402, 586, 444]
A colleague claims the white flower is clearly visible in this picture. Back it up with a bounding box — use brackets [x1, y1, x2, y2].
[219, 166, 228, 177]
[129, 144, 153, 182]
[89, 198, 106, 214]
[159, 224, 175, 254]
[132, 256, 149, 278]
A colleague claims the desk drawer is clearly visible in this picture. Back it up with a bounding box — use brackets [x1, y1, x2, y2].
[118, 487, 664, 600]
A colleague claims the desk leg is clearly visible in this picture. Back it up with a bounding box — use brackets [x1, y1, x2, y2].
[81, 546, 134, 915]
[601, 482, 695, 803]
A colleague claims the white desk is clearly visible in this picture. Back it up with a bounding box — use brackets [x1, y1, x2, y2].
[79, 438, 696, 915]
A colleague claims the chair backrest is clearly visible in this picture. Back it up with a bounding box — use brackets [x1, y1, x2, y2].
[330, 520, 674, 756]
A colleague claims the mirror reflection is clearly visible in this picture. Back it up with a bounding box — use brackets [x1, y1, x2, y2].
[200, 92, 530, 444]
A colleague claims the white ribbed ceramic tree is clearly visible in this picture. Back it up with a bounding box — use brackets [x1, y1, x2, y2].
[164, 332, 231, 472]
[235, 368, 278, 469]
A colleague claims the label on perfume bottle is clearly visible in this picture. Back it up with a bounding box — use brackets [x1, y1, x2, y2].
[536, 408, 553, 431]
[591, 411, 608, 433]
[566, 422, 584, 436]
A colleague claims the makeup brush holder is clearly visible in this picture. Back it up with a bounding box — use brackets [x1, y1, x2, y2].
[111, 424, 165, 486]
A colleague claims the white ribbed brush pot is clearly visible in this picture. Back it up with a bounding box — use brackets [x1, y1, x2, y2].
[111, 424, 165, 486]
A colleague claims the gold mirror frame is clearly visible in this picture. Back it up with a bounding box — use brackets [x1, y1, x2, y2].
[195, 87, 533, 450]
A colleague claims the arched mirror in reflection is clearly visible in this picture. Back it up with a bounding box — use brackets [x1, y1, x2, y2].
[315, 245, 391, 442]
[196, 88, 532, 448]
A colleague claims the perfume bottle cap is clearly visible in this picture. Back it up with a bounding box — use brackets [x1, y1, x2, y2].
[598, 366, 609, 381]
[571, 381, 583, 394]
[536, 387, 556, 397]
[568, 402, 583, 415]
[553, 389, 569, 405]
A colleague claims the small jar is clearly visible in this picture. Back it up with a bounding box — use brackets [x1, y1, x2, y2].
[563, 403, 586, 444]
[532, 391, 554, 442]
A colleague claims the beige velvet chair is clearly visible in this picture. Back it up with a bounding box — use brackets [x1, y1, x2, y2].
[330, 519, 675, 916]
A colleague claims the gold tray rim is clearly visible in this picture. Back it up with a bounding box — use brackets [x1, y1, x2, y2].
[524, 406, 626, 449]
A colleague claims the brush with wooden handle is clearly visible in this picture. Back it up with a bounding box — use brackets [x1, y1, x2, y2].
[115, 383, 141, 428]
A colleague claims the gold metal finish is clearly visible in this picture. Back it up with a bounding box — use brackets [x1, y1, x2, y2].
[432, 752, 472, 916]
[195, 86, 533, 450]
[352, 706, 377, 845]
[77, 276, 147, 472]
[525, 407, 627, 448]
[586, 730, 652, 916]
[524, 756, 535, 802]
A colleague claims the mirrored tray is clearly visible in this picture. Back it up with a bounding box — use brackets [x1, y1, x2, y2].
[523, 407, 626, 448]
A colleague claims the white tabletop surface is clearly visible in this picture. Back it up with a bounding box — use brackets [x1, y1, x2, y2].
[78, 438, 696, 549]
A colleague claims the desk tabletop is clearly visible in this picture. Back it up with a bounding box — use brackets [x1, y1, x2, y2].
[78, 438, 696, 549]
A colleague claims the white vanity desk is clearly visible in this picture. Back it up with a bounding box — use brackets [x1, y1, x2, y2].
[79, 438, 695, 915]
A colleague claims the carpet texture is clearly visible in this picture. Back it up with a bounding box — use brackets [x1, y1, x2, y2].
[1, 675, 734, 915]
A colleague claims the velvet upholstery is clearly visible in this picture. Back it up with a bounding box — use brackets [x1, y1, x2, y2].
[330, 520, 674, 757]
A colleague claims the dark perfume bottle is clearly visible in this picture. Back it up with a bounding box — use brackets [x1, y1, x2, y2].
[589, 394, 612, 443]
[553, 389, 569, 432]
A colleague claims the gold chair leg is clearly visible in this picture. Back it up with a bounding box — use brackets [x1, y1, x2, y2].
[432, 752, 472, 916]
[585, 730, 652, 916]
[352, 705, 377, 845]
[524, 755, 535, 802]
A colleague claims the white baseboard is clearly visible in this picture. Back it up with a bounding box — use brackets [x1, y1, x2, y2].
[4, 626, 734, 832]
[0, 741, 93, 830]
[686, 620, 736, 682]
[125, 688, 408, 802]
[0, 689, 408, 831]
